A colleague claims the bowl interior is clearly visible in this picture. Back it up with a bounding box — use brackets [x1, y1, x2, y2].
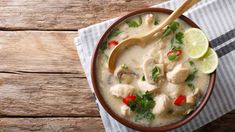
[91, 8, 216, 132]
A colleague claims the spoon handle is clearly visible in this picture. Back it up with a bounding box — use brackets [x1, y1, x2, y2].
[144, 0, 199, 40]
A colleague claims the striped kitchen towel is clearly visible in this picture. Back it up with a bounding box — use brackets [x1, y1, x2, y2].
[74, 0, 235, 131]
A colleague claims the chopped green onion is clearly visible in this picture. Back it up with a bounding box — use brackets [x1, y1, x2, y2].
[141, 75, 146, 81]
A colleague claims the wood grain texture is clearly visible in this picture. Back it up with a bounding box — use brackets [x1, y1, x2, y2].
[0, 31, 98, 116]
[0, 0, 167, 30]
[0, 118, 104, 131]
[0, 31, 83, 74]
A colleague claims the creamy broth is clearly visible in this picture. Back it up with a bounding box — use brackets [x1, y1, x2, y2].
[95, 12, 210, 127]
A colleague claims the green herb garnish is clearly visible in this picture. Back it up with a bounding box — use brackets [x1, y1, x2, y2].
[154, 16, 160, 25]
[185, 70, 198, 82]
[128, 91, 155, 121]
[99, 28, 121, 52]
[126, 16, 142, 28]
[167, 52, 177, 60]
[187, 83, 195, 93]
[189, 60, 195, 66]
[141, 75, 146, 81]
[162, 21, 180, 38]
[108, 28, 122, 39]
[175, 32, 184, 44]
[170, 32, 184, 50]
[152, 66, 160, 81]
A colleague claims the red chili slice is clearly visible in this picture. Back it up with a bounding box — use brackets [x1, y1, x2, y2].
[123, 95, 136, 105]
[167, 49, 182, 56]
[174, 95, 186, 106]
[108, 40, 119, 48]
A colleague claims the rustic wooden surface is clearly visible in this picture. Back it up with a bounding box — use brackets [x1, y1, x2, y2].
[0, 0, 234, 131]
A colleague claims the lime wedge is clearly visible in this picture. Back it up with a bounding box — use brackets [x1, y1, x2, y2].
[195, 48, 218, 74]
[184, 28, 209, 59]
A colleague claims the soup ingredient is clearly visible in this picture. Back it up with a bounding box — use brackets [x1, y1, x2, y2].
[186, 95, 196, 105]
[100, 28, 122, 52]
[174, 95, 186, 106]
[162, 21, 180, 38]
[194, 48, 219, 74]
[141, 74, 145, 81]
[152, 66, 161, 81]
[114, 65, 135, 84]
[137, 80, 159, 92]
[108, 40, 119, 48]
[121, 105, 132, 116]
[154, 15, 160, 25]
[167, 49, 182, 61]
[170, 32, 184, 50]
[128, 91, 155, 121]
[110, 84, 135, 98]
[145, 14, 154, 26]
[167, 64, 189, 84]
[164, 83, 184, 99]
[123, 95, 137, 105]
[184, 28, 209, 59]
[152, 94, 171, 115]
[126, 16, 142, 28]
[108, 28, 122, 39]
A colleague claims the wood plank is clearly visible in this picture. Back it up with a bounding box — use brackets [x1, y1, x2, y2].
[0, 0, 167, 30]
[0, 117, 104, 131]
[0, 31, 83, 75]
[197, 110, 235, 132]
[0, 31, 99, 116]
[0, 73, 99, 116]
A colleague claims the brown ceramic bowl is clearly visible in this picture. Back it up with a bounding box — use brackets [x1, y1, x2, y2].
[91, 8, 216, 132]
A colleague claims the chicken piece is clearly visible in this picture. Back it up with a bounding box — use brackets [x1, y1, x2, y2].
[186, 87, 201, 105]
[166, 64, 189, 84]
[164, 57, 177, 72]
[152, 94, 171, 115]
[148, 49, 165, 64]
[145, 14, 154, 26]
[120, 34, 129, 40]
[120, 105, 132, 116]
[143, 58, 164, 84]
[137, 80, 159, 92]
[114, 65, 135, 84]
[164, 83, 184, 99]
[110, 84, 135, 98]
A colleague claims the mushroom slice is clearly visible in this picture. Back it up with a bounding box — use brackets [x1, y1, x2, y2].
[163, 83, 184, 99]
[114, 64, 135, 84]
[110, 84, 135, 98]
[143, 58, 164, 84]
[152, 94, 171, 115]
[120, 105, 132, 116]
[137, 80, 159, 92]
[166, 64, 189, 84]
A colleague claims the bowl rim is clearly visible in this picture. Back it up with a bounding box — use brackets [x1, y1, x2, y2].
[91, 8, 216, 132]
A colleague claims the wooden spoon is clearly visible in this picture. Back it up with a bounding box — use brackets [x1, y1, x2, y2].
[108, 0, 199, 73]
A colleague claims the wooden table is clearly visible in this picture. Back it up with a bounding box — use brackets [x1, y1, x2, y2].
[0, 0, 234, 131]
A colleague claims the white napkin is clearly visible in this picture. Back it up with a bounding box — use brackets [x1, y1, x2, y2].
[74, 0, 235, 131]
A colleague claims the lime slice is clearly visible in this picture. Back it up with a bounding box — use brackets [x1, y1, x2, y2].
[195, 48, 218, 74]
[184, 28, 209, 59]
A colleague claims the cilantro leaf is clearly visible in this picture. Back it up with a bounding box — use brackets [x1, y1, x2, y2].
[108, 28, 122, 39]
[129, 91, 155, 122]
[152, 66, 160, 81]
[187, 83, 195, 93]
[185, 70, 198, 82]
[175, 32, 184, 44]
[141, 75, 145, 81]
[154, 16, 159, 25]
[162, 21, 180, 38]
[100, 40, 107, 52]
[126, 16, 142, 28]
